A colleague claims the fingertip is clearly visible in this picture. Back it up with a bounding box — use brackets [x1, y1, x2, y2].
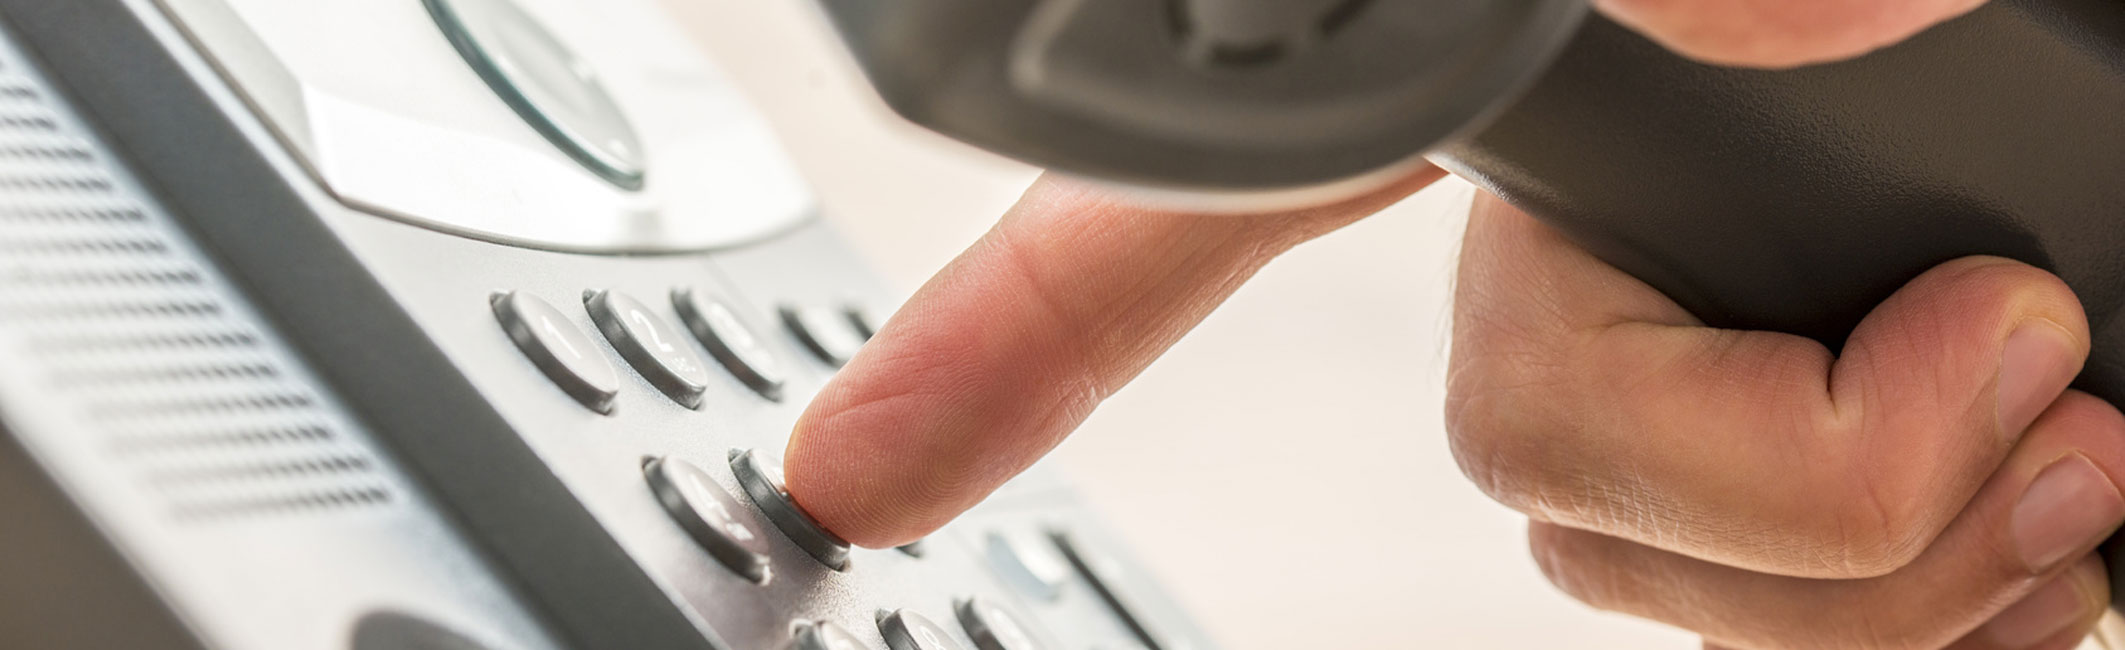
[1954, 256, 2088, 343]
[784, 392, 916, 548]
[784, 382, 964, 549]
[1843, 257, 2089, 432]
[1920, 257, 2089, 440]
[783, 433, 935, 549]
[2027, 392, 2125, 499]
[2072, 553, 2112, 607]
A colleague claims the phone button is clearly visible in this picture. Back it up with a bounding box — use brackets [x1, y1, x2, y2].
[986, 532, 1068, 602]
[792, 621, 870, 650]
[585, 289, 710, 408]
[879, 609, 965, 650]
[782, 304, 866, 367]
[673, 288, 786, 401]
[955, 597, 1045, 650]
[730, 448, 851, 570]
[1051, 531, 1170, 650]
[492, 291, 620, 413]
[644, 456, 771, 584]
[845, 305, 880, 340]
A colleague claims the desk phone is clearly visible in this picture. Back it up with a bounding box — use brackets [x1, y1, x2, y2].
[0, 1, 1216, 648]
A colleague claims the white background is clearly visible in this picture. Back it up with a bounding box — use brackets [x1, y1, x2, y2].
[660, 1, 1695, 646]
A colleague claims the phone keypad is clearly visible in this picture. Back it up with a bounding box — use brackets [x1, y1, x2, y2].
[488, 289, 1163, 649]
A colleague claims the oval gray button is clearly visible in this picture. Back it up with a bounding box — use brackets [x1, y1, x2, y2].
[586, 289, 711, 408]
[782, 304, 867, 367]
[492, 291, 619, 413]
[674, 288, 786, 400]
[792, 621, 869, 650]
[985, 531, 1068, 602]
[955, 597, 1045, 650]
[880, 609, 965, 650]
[644, 456, 771, 584]
[1050, 531, 1169, 650]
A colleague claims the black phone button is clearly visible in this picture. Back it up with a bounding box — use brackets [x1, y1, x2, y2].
[731, 448, 851, 570]
[586, 289, 711, 408]
[644, 456, 771, 583]
[879, 609, 966, 650]
[955, 597, 1045, 650]
[673, 288, 786, 400]
[492, 291, 620, 413]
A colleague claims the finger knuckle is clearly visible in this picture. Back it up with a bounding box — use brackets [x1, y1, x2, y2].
[1764, 409, 1938, 577]
[1444, 369, 1564, 514]
[1803, 464, 1932, 578]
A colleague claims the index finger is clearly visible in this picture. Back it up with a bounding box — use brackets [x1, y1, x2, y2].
[783, 168, 1445, 548]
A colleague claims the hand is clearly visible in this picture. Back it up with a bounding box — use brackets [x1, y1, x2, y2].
[1452, 195, 2120, 648]
[785, 1, 2059, 646]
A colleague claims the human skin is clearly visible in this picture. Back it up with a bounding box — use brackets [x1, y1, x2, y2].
[786, 1, 2121, 646]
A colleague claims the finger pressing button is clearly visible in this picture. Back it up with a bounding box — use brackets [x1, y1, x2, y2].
[731, 448, 851, 570]
[643, 456, 771, 583]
